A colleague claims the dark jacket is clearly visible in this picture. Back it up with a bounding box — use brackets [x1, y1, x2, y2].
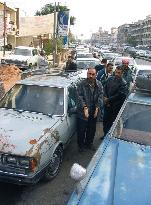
[95, 64, 105, 73]
[122, 67, 133, 89]
[104, 76, 128, 112]
[65, 61, 77, 72]
[97, 68, 108, 86]
[76, 79, 103, 120]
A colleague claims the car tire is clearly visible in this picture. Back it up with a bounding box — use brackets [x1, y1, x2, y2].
[43, 145, 63, 181]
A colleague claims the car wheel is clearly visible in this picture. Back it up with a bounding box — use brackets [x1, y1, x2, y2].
[44, 146, 63, 181]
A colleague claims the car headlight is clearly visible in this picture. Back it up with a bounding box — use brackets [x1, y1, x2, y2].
[3, 155, 37, 171]
[19, 158, 30, 167]
[1, 59, 5, 63]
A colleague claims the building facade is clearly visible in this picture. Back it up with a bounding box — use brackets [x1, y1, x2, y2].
[0, 2, 18, 49]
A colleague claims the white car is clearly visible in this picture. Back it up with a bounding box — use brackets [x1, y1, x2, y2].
[1, 46, 39, 70]
[76, 57, 100, 70]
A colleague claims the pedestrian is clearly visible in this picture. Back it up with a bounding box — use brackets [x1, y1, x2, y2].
[103, 66, 128, 137]
[95, 58, 107, 73]
[37, 50, 49, 71]
[65, 56, 77, 72]
[97, 62, 113, 87]
[76, 67, 103, 152]
[122, 59, 134, 91]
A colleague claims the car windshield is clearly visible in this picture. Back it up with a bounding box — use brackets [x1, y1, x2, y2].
[112, 102, 151, 146]
[14, 48, 32, 56]
[0, 84, 64, 116]
[77, 60, 99, 69]
[114, 58, 135, 66]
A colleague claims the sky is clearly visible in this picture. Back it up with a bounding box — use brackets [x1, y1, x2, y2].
[2, 0, 151, 39]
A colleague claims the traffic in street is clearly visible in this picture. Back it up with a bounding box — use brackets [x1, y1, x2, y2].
[0, 57, 150, 205]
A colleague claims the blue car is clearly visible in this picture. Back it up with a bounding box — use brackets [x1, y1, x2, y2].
[67, 73, 151, 205]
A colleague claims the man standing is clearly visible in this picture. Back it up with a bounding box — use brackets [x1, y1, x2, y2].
[103, 66, 128, 136]
[65, 56, 77, 72]
[97, 63, 113, 87]
[95, 58, 107, 73]
[76, 68, 103, 152]
[122, 59, 134, 91]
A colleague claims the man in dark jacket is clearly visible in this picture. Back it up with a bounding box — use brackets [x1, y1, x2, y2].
[65, 56, 77, 72]
[103, 66, 128, 136]
[97, 62, 113, 87]
[122, 59, 134, 91]
[76, 67, 103, 152]
[95, 58, 107, 73]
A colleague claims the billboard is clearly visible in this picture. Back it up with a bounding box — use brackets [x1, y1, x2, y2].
[57, 11, 69, 37]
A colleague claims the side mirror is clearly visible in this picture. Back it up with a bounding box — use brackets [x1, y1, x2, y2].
[70, 163, 86, 182]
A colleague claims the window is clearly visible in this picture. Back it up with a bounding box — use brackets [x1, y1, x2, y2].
[112, 102, 151, 146]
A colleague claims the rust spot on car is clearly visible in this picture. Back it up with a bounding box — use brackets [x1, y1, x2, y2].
[29, 139, 37, 145]
[0, 134, 16, 153]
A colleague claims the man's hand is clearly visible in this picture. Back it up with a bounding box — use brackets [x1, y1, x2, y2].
[83, 107, 89, 118]
[94, 107, 99, 118]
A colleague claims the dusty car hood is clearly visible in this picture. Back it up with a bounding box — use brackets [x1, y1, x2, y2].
[4, 55, 30, 61]
[68, 137, 151, 205]
[0, 108, 59, 155]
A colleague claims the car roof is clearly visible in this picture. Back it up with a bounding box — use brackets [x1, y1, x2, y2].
[17, 73, 81, 88]
[114, 56, 134, 60]
[137, 65, 151, 71]
[76, 58, 100, 61]
[128, 92, 151, 105]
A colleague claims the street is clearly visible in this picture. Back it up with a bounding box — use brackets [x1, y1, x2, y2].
[0, 58, 150, 205]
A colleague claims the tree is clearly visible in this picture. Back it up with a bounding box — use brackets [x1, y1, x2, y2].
[43, 37, 64, 55]
[127, 36, 137, 47]
[35, 4, 76, 26]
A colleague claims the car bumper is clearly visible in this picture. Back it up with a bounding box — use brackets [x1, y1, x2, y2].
[0, 169, 42, 185]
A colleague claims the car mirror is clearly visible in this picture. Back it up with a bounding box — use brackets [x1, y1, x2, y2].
[70, 163, 86, 182]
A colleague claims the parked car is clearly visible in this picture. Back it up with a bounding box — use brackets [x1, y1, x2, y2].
[76, 57, 100, 70]
[101, 52, 120, 61]
[0, 73, 81, 184]
[67, 73, 151, 205]
[76, 52, 93, 59]
[1, 46, 39, 70]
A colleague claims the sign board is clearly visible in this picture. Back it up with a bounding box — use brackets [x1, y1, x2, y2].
[57, 11, 69, 37]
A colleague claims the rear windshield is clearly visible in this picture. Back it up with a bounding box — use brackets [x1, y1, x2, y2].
[112, 102, 151, 146]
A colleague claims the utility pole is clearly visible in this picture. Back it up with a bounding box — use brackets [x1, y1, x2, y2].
[3, 2, 6, 57]
[53, 2, 57, 67]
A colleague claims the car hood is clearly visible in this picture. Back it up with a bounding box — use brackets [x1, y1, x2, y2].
[4, 55, 30, 61]
[68, 137, 151, 205]
[0, 108, 59, 156]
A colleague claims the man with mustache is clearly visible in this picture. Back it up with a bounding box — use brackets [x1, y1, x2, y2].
[103, 66, 128, 136]
[76, 67, 103, 152]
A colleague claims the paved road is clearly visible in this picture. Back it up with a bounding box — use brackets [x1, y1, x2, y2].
[0, 58, 150, 205]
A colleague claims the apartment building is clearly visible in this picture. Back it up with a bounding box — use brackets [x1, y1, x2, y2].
[0, 2, 18, 48]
